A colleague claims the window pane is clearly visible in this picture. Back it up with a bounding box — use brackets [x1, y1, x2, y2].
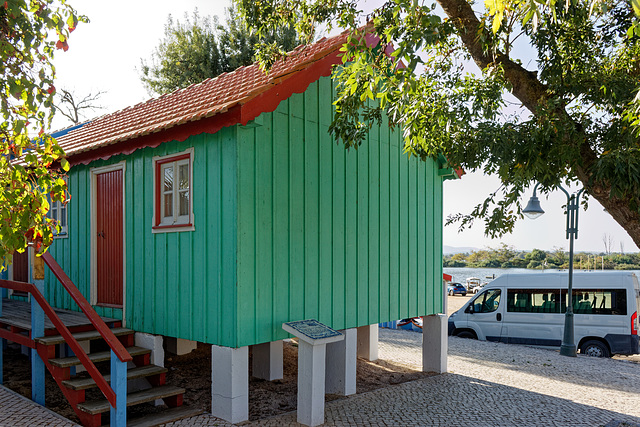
[179, 163, 189, 190]
[163, 165, 173, 192]
[507, 289, 561, 313]
[563, 289, 627, 315]
[179, 190, 189, 216]
[163, 194, 173, 218]
[60, 205, 67, 227]
[52, 206, 58, 221]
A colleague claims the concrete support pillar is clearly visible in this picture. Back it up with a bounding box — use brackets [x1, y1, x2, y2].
[165, 337, 197, 356]
[251, 340, 283, 381]
[325, 328, 356, 396]
[134, 333, 164, 404]
[72, 340, 91, 374]
[135, 333, 164, 366]
[211, 345, 248, 424]
[297, 340, 328, 426]
[356, 324, 378, 361]
[422, 314, 447, 374]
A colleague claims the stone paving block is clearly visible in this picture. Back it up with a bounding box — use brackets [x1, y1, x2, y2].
[0, 385, 78, 426]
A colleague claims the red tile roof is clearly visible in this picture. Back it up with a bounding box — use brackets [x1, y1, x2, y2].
[59, 31, 349, 166]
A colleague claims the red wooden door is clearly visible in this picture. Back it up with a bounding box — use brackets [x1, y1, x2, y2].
[96, 169, 123, 307]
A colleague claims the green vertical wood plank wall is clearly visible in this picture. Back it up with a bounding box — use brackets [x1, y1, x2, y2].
[235, 77, 445, 348]
[43, 75, 445, 349]
[45, 127, 240, 347]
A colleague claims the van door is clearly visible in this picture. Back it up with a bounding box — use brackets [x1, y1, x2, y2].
[468, 288, 504, 341]
[503, 288, 563, 346]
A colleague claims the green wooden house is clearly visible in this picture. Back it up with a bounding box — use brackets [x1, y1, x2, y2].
[38, 31, 458, 423]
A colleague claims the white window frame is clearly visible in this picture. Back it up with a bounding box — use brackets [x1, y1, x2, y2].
[48, 178, 69, 238]
[50, 198, 68, 237]
[152, 148, 195, 233]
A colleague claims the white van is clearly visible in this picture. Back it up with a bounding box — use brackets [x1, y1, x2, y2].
[448, 272, 640, 357]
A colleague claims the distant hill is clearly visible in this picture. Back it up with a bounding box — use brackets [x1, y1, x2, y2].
[444, 245, 478, 255]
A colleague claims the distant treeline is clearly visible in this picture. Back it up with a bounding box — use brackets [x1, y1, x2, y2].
[443, 244, 640, 270]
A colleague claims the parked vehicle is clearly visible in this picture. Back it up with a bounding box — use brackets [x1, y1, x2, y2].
[448, 272, 640, 357]
[448, 283, 467, 296]
[466, 277, 481, 290]
[471, 283, 486, 294]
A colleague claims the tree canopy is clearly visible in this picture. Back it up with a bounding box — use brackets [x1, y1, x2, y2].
[0, 0, 85, 265]
[443, 245, 640, 270]
[139, 6, 300, 95]
[238, 0, 640, 249]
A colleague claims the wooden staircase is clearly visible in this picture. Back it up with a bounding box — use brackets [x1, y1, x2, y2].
[34, 326, 202, 426]
[0, 251, 203, 426]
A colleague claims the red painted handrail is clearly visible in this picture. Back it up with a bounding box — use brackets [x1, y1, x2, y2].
[0, 278, 118, 407]
[41, 251, 132, 363]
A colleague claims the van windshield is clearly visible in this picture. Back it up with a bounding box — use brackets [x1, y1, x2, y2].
[472, 289, 501, 313]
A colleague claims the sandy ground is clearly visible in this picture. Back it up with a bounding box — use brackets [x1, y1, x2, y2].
[446, 294, 473, 315]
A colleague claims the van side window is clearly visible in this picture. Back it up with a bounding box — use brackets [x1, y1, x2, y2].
[562, 289, 627, 315]
[473, 289, 501, 313]
[507, 289, 561, 313]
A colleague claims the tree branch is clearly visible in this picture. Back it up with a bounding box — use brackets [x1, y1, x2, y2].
[436, 0, 640, 248]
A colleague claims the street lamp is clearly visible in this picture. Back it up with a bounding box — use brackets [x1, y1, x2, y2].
[523, 183, 585, 357]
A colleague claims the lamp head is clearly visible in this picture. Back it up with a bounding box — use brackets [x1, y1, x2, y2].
[523, 196, 545, 219]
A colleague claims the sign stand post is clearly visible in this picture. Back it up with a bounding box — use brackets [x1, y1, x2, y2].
[283, 319, 344, 427]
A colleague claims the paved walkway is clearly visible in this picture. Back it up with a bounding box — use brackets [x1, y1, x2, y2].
[0, 384, 77, 426]
[3, 329, 640, 426]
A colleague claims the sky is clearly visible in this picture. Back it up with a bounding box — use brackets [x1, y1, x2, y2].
[50, 0, 639, 254]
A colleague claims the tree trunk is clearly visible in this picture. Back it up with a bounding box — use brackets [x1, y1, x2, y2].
[437, 0, 640, 249]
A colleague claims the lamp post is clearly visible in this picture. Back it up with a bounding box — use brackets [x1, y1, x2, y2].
[522, 183, 585, 357]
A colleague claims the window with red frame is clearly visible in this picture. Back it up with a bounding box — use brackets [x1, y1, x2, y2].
[154, 153, 192, 228]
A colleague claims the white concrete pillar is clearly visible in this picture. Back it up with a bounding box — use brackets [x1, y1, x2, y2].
[325, 328, 356, 396]
[135, 332, 164, 366]
[134, 332, 165, 404]
[251, 340, 283, 381]
[297, 340, 327, 427]
[73, 340, 91, 373]
[211, 345, 249, 424]
[165, 337, 197, 356]
[356, 324, 378, 361]
[422, 314, 447, 374]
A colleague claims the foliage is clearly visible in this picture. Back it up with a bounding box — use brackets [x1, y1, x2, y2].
[0, 0, 86, 266]
[443, 247, 640, 270]
[237, 0, 640, 248]
[140, 5, 301, 95]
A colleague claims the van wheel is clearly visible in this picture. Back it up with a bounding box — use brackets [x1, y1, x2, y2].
[580, 340, 610, 358]
[456, 331, 476, 339]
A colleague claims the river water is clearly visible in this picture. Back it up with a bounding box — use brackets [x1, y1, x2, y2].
[443, 267, 640, 286]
